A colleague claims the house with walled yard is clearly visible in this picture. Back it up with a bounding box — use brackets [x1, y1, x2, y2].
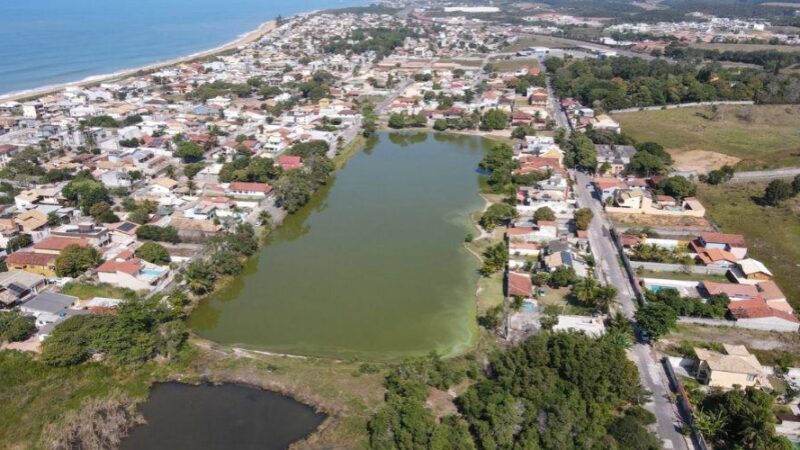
[694, 344, 771, 389]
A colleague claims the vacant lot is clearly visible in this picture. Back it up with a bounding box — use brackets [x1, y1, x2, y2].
[490, 57, 540, 72]
[503, 36, 571, 52]
[697, 181, 800, 308]
[609, 212, 715, 232]
[613, 105, 800, 170]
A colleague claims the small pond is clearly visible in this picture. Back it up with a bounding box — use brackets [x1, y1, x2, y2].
[122, 382, 325, 450]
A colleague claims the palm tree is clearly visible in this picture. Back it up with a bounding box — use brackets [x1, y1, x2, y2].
[572, 277, 599, 306]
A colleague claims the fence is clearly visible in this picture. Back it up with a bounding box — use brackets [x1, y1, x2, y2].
[629, 261, 729, 276]
[609, 228, 644, 303]
[609, 100, 754, 114]
[678, 316, 799, 333]
[662, 357, 710, 450]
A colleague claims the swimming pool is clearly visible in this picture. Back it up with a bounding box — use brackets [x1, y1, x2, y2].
[140, 268, 164, 277]
[648, 285, 677, 293]
[521, 302, 536, 313]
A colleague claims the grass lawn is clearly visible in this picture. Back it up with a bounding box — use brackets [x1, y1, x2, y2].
[61, 282, 139, 300]
[503, 36, 569, 52]
[490, 57, 540, 72]
[612, 105, 800, 170]
[697, 181, 800, 309]
[634, 269, 730, 283]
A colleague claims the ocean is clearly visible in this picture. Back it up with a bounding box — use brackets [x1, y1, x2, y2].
[0, 0, 364, 96]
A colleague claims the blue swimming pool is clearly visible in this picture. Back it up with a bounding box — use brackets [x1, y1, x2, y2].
[140, 269, 164, 277]
[521, 302, 536, 313]
[648, 285, 677, 293]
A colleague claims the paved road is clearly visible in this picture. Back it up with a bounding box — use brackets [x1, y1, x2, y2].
[731, 167, 800, 183]
[573, 170, 688, 450]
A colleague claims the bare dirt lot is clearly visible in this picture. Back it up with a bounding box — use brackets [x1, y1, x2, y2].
[609, 212, 715, 231]
[669, 150, 741, 174]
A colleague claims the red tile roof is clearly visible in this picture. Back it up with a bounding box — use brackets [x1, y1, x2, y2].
[729, 299, 799, 323]
[699, 232, 747, 248]
[702, 281, 759, 299]
[506, 227, 534, 237]
[277, 155, 303, 170]
[508, 272, 532, 298]
[33, 237, 90, 252]
[6, 251, 56, 266]
[96, 258, 142, 276]
[229, 181, 272, 193]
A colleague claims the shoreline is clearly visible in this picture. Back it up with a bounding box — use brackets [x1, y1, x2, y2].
[0, 18, 280, 103]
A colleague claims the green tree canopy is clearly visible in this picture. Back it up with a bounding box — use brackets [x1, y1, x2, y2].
[134, 242, 170, 265]
[55, 245, 102, 278]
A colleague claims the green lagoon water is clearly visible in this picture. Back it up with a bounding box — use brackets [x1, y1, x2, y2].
[190, 132, 489, 359]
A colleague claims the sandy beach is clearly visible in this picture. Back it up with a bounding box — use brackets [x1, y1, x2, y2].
[0, 19, 277, 103]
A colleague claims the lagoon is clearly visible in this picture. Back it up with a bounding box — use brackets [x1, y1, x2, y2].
[122, 383, 325, 450]
[190, 132, 489, 359]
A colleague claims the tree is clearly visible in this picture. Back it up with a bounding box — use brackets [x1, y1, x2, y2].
[635, 302, 677, 340]
[174, 140, 204, 162]
[55, 245, 101, 278]
[764, 179, 794, 206]
[511, 125, 536, 140]
[479, 203, 517, 230]
[793, 174, 800, 195]
[698, 387, 793, 450]
[574, 208, 593, 231]
[136, 225, 180, 243]
[6, 234, 32, 252]
[533, 206, 555, 222]
[566, 133, 597, 169]
[134, 242, 170, 265]
[703, 165, 735, 185]
[274, 171, 312, 213]
[388, 113, 406, 129]
[211, 250, 244, 276]
[549, 266, 576, 288]
[629, 151, 666, 176]
[480, 109, 508, 130]
[480, 242, 508, 276]
[184, 260, 217, 295]
[0, 311, 36, 342]
[659, 176, 696, 200]
[433, 119, 448, 131]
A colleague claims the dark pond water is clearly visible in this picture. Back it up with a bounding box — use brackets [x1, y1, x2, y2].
[122, 382, 325, 450]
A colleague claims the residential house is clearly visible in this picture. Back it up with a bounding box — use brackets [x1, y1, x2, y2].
[20, 292, 77, 326]
[694, 344, 771, 389]
[595, 144, 636, 176]
[728, 299, 799, 332]
[276, 155, 303, 171]
[96, 255, 168, 291]
[5, 252, 57, 277]
[728, 258, 773, 284]
[692, 232, 747, 259]
[32, 236, 90, 256]
[0, 270, 46, 307]
[169, 214, 222, 241]
[227, 181, 272, 198]
[507, 271, 533, 298]
[50, 223, 110, 247]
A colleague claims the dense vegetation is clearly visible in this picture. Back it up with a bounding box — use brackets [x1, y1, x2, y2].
[181, 223, 259, 295]
[548, 56, 800, 109]
[323, 27, 418, 59]
[665, 45, 800, 73]
[693, 386, 793, 450]
[368, 332, 659, 449]
[40, 295, 188, 367]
